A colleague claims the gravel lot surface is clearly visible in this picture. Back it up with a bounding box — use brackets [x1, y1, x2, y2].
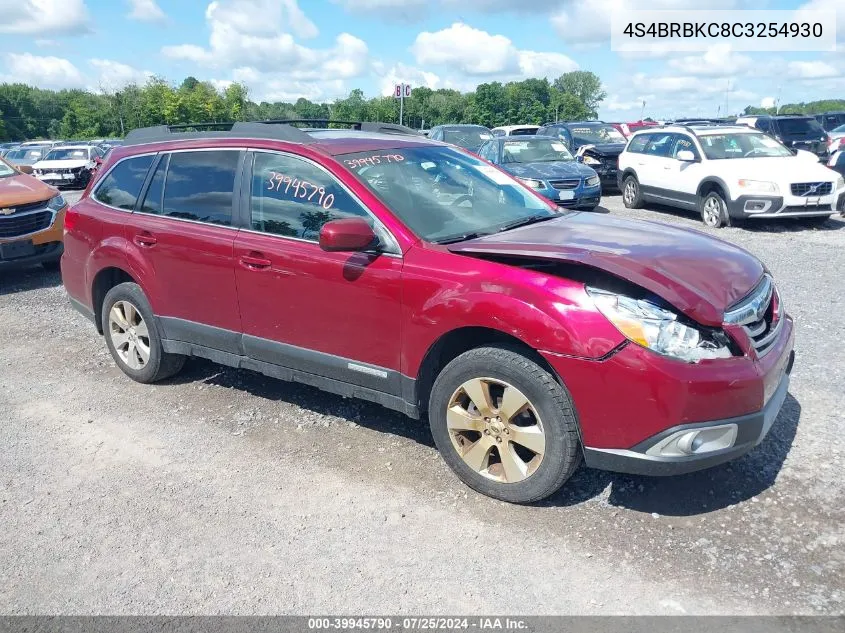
[0, 191, 843, 615]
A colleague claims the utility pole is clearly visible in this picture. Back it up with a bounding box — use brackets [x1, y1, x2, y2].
[775, 85, 782, 114]
[725, 80, 731, 118]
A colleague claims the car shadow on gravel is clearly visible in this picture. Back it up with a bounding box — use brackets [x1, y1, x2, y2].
[540, 393, 802, 516]
[641, 203, 845, 232]
[0, 266, 61, 296]
[171, 359, 435, 447]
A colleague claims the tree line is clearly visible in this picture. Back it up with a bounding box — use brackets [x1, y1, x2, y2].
[0, 71, 607, 141]
[742, 99, 845, 116]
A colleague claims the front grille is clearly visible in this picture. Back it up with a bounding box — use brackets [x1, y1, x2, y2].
[0, 211, 53, 238]
[791, 182, 833, 196]
[549, 178, 580, 190]
[4, 200, 49, 214]
[724, 275, 782, 356]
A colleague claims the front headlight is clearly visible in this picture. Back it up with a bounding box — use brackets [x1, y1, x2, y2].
[517, 177, 544, 189]
[738, 179, 779, 193]
[586, 175, 600, 187]
[836, 176, 844, 189]
[47, 194, 66, 211]
[582, 156, 601, 166]
[587, 287, 732, 363]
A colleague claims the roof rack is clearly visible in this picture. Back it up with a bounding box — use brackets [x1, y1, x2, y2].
[123, 119, 421, 146]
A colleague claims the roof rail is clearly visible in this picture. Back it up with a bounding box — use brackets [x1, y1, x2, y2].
[123, 119, 422, 146]
[259, 119, 421, 136]
[123, 121, 314, 146]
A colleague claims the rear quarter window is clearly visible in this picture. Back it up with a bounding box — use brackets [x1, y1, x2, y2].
[93, 155, 155, 210]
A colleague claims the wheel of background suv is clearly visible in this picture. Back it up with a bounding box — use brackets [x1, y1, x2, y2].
[101, 282, 185, 384]
[700, 190, 731, 228]
[428, 345, 581, 504]
[622, 175, 643, 209]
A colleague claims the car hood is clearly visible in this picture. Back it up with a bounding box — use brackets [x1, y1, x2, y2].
[0, 172, 57, 206]
[502, 161, 596, 180]
[448, 213, 764, 326]
[33, 159, 89, 170]
[708, 156, 837, 180]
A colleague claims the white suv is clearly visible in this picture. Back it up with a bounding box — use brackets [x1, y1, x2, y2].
[617, 124, 845, 227]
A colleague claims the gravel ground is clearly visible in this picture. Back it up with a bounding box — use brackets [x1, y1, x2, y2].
[0, 191, 843, 615]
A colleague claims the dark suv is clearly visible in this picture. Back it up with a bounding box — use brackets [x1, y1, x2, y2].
[736, 114, 830, 160]
[815, 112, 845, 131]
[536, 121, 627, 189]
[62, 120, 795, 504]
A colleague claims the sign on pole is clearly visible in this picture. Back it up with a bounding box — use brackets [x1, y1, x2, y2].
[394, 82, 411, 126]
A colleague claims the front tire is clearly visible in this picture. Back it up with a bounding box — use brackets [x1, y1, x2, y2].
[428, 346, 581, 504]
[622, 175, 643, 209]
[700, 190, 731, 228]
[102, 282, 185, 384]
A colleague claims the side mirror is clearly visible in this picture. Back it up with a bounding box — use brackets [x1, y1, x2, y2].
[319, 218, 379, 253]
[676, 150, 696, 162]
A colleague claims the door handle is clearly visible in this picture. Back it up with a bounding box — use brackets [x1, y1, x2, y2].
[240, 253, 272, 270]
[134, 232, 157, 247]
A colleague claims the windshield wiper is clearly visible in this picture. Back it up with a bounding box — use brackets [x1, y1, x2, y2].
[435, 231, 490, 245]
[496, 214, 555, 233]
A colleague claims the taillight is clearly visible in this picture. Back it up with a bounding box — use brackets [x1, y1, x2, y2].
[64, 205, 79, 234]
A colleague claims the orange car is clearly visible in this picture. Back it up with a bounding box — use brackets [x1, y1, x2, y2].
[0, 156, 68, 271]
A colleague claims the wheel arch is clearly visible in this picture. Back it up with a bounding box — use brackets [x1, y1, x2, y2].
[697, 176, 731, 200]
[412, 326, 563, 417]
[91, 266, 139, 334]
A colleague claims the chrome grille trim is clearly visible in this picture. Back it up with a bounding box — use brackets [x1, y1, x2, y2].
[724, 275, 773, 325]
[549, 178, 580, 190]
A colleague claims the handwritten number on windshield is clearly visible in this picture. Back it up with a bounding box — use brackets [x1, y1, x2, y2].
[344, 154, 405, 169]
[267, 171, 335, 210]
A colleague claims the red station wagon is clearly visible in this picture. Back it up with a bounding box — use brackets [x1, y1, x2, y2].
[62, 121, 796, 503]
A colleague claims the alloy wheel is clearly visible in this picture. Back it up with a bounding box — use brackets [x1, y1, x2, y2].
[446, 377, 546, 484]
[702, 196, 723, 227]
[624, 180, 636, 205]
[108, 300, 150, 370]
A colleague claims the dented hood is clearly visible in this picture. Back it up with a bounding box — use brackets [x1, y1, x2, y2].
[448, 213, 765, 326]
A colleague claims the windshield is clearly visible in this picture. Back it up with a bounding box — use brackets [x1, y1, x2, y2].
[4, 148, 45, 162]
[569, 125, 626, 145]
[442, 128, 493, 150]
[44, 148, 90, 161]
[832, 124, 845, 134]
[502, 138, 574, 163]
[778, 118, 824, 136]
[0, 159, 16, 178]
[509, 127, 539, 136]
[341, 146, 556, 243]
[699, 133, 793, 159]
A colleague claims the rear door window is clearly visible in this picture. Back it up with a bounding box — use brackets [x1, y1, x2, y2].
[93, 154, 155, 210]
[626, 134, 649, 154]
[644, 133, 675, 157]
[161, 151, 239, 226]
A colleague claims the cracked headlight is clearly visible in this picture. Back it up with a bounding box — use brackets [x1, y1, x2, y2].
[582, 156, 601, 166]
[587, 287, 732, 363]
[47, 194, 66, 211]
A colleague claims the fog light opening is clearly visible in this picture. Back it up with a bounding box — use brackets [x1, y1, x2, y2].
[744, 200, 770, 213]
[646, 424, 739, 457]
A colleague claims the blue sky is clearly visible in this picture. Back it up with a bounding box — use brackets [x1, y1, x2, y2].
[0, 0, 842, 121]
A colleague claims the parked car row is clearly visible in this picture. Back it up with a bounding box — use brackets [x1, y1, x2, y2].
[45, 119, 794, 505]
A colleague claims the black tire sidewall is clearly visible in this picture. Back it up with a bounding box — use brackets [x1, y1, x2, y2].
[101, 282, 168, 383]
[428, 347, 580, 504]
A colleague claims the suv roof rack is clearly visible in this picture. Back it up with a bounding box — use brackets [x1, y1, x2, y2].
[123, 119, 421, 146]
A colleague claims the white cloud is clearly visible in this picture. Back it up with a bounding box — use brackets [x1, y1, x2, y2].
[667, 44, 753, 77]
[604, 95, 653, 112]
[795, 0, 845, 42]
[0, 53, 86, 89]
[230, 67, 348, 102]
[205, 0, 318, 40]
[127, 0, 166, 23]
[0, 0, 91, 36]
[372, 62, 443, 96]
[760, 96, 776, 108]
[411, 22, 577, 78]
[334, 0, 564, 20]
[787, 60, 840, 79]
[90, 59, 154, 89]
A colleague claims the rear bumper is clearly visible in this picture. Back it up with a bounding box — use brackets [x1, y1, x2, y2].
[583, 350, 794, 476]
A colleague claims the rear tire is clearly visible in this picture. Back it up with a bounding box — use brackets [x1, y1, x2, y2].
[102, 282, 185, 384]
[622, 175, 643, 209]
[700, 190, 731, 228]
[428, 345, 581, 504]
